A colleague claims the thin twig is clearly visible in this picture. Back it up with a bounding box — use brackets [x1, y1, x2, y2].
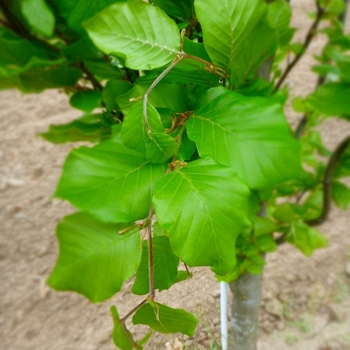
[306, 135, 350, 226]
[143, 56, 185, 135]
[273, 3, 324, 93]
[79, 62, 103, 91]
[120, 299, 147, 323]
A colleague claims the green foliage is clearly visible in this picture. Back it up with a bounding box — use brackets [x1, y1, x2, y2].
[1, 0, 349, 348]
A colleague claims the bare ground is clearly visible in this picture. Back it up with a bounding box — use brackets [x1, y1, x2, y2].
[1, 1, 350, 349]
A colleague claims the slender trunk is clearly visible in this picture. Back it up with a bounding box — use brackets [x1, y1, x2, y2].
[229, 273, 263, 350]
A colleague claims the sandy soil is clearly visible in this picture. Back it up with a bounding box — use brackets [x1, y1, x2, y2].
[1, 1, 350, 349]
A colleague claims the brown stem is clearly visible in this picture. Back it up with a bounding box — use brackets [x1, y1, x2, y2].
[79, 62, 103, 91]
[184, 263, 191, 276]
[273, 2, 324, 93]
[120, 299, 147, 323]
[122, 323, 139, 347]
[306, 135, 350, 226]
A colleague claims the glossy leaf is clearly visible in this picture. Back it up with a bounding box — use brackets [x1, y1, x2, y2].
[194, 0, 267, 74]
[132, 236, 179, 295]
[69, 90, 102, 113]
[47, 212, 142, 302]
[286, 221, 328, 256]
[84, 1, 181, 70]
[38, 115, 111, 144]
[122, 101, 177, 163]
[55, 134, 167, 223]
[307, 82, 350, 118]
[152, 0, 193, 20]
[133, 302, 198, 336]
[21, 0, 55, 37]
[187, 87, 303, 189]
[153, 158, 251, 275]
[110, 306, 134, 350]
[332, 181, 350, 210]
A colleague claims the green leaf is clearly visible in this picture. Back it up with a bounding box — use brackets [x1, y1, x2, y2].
[153, 158, 251, 275]
[0, 27, 61, 78]
[273, 203, 299, 222]
[187, 87, 303, 189]
[47, 212, 142, 302]
[133, 302, 198, 336]
[117, 81, 186, 116]
[55, 134, 167, 223]
[84, 1, 181, 70]
[69, 90, 102, 113]
[21, 0, 55, 37]
[122, 102, 177, 163]
[178, 131, 196, 161]
[152, 0, 193, 20]
[132, 236, 179, 295]
[287, 221, 328, 256]
[332, 181, 350, 210]
[173, 270, 192, 284]
[254, 216, 278, 236]
[194, 0, 267, 75]
[307, 82, 350, 118]
[229, 19, 277, 87]
[256, 234, 277, 253]
[38, 114, 111, 144]
[337, 60, 350, 82]
[51, 0, 123, 34]
[0, 65, 82, 92]
[266, 0, 293, 46]
[102, 79, 132, 112]
[110, 306, 134, 350]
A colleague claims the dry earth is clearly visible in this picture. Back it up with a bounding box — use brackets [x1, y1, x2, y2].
[1, 1, 350, 349]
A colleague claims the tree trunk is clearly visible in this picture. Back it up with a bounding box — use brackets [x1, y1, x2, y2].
[228, 273, 263, 350]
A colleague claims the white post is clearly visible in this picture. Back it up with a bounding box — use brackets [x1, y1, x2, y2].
[220, 281, 228, 350]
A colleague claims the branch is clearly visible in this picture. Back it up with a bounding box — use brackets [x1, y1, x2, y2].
[273, 3, 324, 93]
[306, 135, 350, 226]
[79, 62, 103, 91]
[120, 299, 147, 323]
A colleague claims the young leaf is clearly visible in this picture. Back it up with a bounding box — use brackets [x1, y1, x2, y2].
[84, 1, 181, 70]
[55, 134, 167, 223]
[286, 221, 328, 256]
[307, 82, 350, 118]
[153, 158, 251, 275]
[47, 212, 142, 302]
[332, 181, 350, 210]
[194, 0, 267, 75]
[110, 306, 134, 350]
[122, 102, 177, 163]
[187, 87, 303, 189]
[132, 236, 179, 295]
[69, 90, 102, 113]
[132, 302, 198, 336]
[38, 114, 111, 144]
[21, 0, 55, 37]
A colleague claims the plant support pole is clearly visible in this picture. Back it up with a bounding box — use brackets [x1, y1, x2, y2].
[220, 281, 228, 350]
